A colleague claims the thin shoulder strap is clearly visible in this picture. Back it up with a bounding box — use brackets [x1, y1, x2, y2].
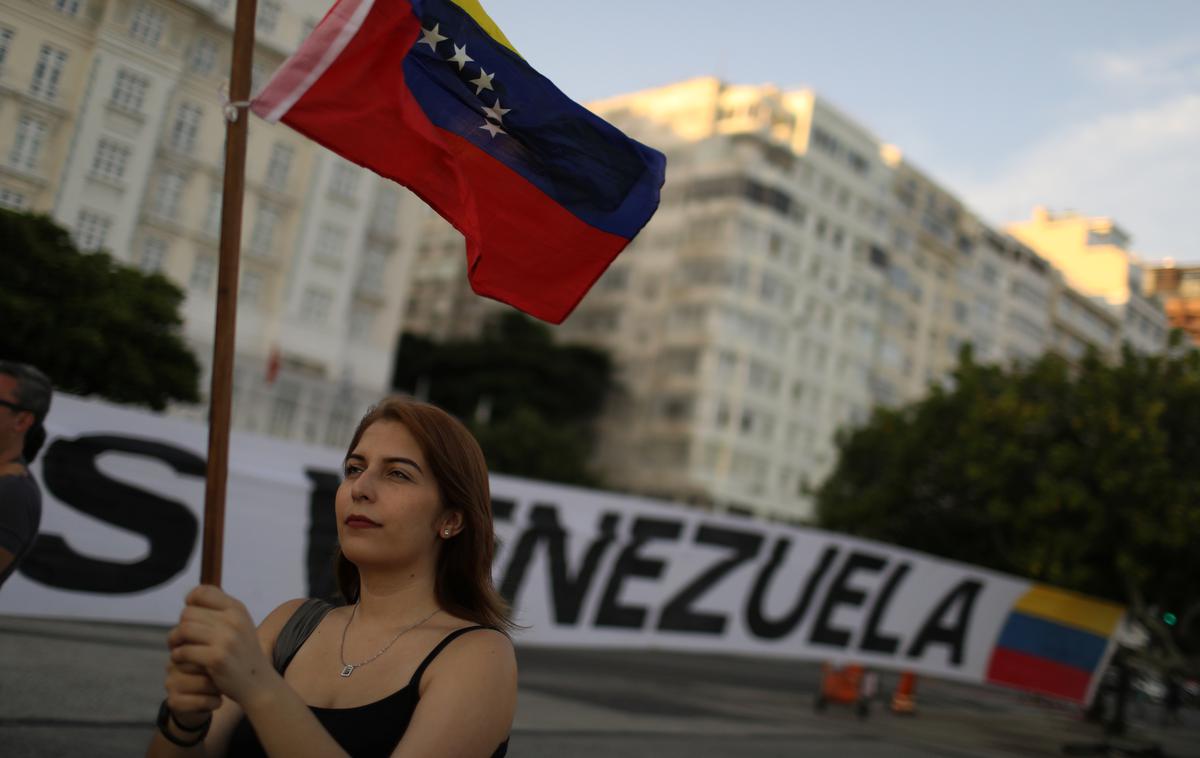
[407, 626, 494, 689]
[272, 598, 336, 674]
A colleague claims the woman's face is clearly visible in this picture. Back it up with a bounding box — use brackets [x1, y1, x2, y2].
[335, 420, 456, 569]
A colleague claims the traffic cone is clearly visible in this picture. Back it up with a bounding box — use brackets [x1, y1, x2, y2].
[891, 671, 917, 715]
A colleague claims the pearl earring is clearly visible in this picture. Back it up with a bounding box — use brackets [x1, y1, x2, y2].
[443, 529, 451, 537]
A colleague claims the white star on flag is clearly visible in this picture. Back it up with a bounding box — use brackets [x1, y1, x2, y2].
[419, 24, 446, 51]
[447, 44, 473, 70]
[470, 69, 495, 95]
[482, 99, 511, 123]
[480, 121, 506, 138]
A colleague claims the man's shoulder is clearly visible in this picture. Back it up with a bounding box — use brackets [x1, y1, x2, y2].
[0, 461, 27, 478]
[0, 467, 40, 507]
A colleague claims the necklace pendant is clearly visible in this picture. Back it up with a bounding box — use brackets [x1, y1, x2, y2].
[340, 664, 354, 677]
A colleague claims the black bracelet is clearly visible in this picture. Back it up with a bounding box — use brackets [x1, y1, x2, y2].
[156, 700, 211, 747]
[171, 709, 210, 733]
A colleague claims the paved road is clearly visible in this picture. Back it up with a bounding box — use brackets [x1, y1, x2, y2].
[2, 615, 1197, 757]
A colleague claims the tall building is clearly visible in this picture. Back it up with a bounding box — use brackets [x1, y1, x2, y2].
[1144, 262, 1200, 348]
[1006, 208, 1170, 356]
[401, 77, 1152, 521]
[0, 0, 414, 445]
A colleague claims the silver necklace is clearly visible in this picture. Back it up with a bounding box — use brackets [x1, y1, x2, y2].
[339, 604, 440, 677]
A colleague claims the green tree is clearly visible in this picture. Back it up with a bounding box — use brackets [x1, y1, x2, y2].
[816, 340, 1200, 655]
[392, 312, 615, 486]
[0, 210, 200, 409]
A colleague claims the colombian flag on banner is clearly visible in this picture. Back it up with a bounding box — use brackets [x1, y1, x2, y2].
[985, 585, 1125, 703]
[252, 0, 666, 323]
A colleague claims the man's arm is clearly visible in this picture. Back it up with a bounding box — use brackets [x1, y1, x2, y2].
[0, 473, 37, 582]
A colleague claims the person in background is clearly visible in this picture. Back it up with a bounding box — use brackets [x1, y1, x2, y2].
[0, 360, 53, 589]
[148, 396, 517, 757]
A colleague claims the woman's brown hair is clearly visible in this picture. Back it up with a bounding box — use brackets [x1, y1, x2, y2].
[333, 396, 512, 632]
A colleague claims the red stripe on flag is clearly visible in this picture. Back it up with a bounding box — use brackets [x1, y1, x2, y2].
[265, 0, 632, 323]
[986, 647, 1092, 702]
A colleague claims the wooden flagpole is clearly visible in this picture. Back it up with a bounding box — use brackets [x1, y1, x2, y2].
[201, 0, 257, 586]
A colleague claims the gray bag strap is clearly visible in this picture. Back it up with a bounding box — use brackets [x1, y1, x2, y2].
[271, 598, 336, 674]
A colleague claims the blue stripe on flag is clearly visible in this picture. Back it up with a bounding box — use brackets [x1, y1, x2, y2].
[402, 0, 665, 238]
[996, 611, 1107, 673]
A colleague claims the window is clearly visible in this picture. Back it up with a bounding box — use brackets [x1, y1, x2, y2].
[370, 185, 400, 233]
[240, 270, 264, 305]
[249, 204, 279, 253]
[257, 0, 281, 33]
[329, 161, 360, 199]
[130, 4, 166, 47]
[169, 102, 203, 153]
[358, 247, 388, 286]
[1011, 279, 1045, 308]
[313, 224, 346, 262]
[349, 304, 376, 341]
[1009, 312, 1045, 342]
[264, 142, 293, 189]
[0, 27, 13, 68]
[0, 187, 27, 210]
[659, 395, 693, 422]
[30, 44, 68, 100]
[139, 236, 168, 273]
[268, 381, 301, 438]
[75, 210, 112, 250]
[811, 127, 839, 156]
[91, 139, 132, 183]
[111, 69, 150, 113]
[203, 186, 222, 237]
[189, 37, 218, 75]
[9, 115, 48, 171]
[152, 170, 187, 219]
[658, 348, 698, 376]
[54, 0, 82, 17]
[190, 255, 216, 291]
[300, 287, 333, 323]
[981, 263, 999, 285]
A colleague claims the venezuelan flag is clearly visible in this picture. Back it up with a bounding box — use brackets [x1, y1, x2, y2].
[985, 585, 1124, 702]
[252, 0, 666, 323]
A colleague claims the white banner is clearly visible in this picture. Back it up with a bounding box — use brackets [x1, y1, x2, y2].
[0, 395, 1125, 702]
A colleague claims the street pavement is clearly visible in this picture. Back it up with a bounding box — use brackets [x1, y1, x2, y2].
[2, 614, 1197, 757]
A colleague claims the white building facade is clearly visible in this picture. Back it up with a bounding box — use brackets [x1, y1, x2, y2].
[0, 0, 416, 445]
[401, 77, 1168, 521]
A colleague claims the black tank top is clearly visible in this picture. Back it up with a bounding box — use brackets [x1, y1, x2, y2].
[225, 600, 509, 757]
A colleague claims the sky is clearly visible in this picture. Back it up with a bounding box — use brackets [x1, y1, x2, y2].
[482, 0, 1200, 264]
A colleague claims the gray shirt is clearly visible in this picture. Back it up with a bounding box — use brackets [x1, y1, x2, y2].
[0, 457, 42, 588]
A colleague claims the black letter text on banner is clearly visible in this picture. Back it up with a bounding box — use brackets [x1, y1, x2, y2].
[499, 504, 621, 625]
[658, 524, 763, 635]
[595, 517, 683, 629]
[22, 436, 203, 593]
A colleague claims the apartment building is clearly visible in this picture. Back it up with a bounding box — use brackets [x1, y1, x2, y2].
[400, 77, 1171, 521]
[880, 154, 1062, 387]
[0, 0, 414, 445]
[1144, 262, 1200, 348]
[1006, 208, 1169, 355]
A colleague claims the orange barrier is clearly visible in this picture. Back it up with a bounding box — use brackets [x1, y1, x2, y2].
[891, 671, 918, 715]
[815, 663, 872, 718]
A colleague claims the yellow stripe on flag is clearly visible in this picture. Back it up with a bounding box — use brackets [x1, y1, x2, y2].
[1014, 585, 1125, 638]
[449, 0, 523, 58]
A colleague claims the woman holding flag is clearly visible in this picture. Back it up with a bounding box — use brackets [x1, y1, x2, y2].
[148, 397, 516, 757]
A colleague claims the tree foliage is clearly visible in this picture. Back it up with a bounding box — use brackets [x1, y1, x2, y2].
[816, 341, 1200, 653]
[392, 312, 615, 486]
[0, 210, 200, 410]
